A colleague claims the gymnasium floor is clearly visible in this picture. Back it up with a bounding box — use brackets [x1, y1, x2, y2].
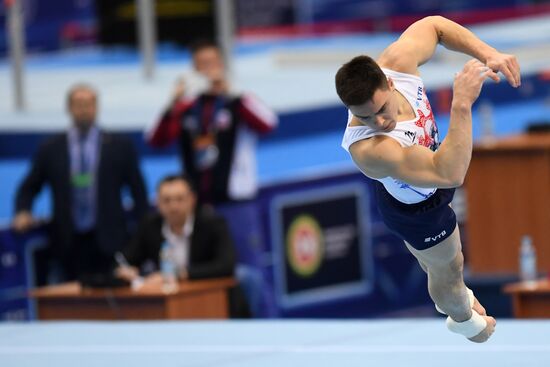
[1, 319, 549, 367]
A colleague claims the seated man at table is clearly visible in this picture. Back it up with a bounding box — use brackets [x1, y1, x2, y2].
[116, 174, 235, 283]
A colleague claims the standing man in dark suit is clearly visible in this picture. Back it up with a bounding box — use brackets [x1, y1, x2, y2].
[116, 174, 235, 283]
[13, 83, 149, 281]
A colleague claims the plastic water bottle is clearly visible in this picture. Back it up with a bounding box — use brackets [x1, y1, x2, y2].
[519, 235, 537, 286]
[160, 242, 178, 293]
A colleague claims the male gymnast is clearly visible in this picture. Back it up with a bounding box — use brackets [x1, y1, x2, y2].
[336, 16, 520, 342]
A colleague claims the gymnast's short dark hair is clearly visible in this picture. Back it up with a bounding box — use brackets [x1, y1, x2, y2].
[335, 55, 388, 107]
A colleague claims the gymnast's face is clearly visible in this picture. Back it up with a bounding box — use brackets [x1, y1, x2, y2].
[349, 78, 398, 132]
[157, 180, 196, 226]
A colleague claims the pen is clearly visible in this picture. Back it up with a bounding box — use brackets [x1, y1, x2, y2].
[114, 252, 130, 267]
[114, 252, 144, 290]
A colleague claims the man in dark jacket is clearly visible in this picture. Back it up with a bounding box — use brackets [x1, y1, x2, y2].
[117, 174, 235, 282]
[146, 40, 277, 205]
[13, 83, 148, 281]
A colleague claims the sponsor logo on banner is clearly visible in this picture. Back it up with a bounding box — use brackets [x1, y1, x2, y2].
[286, 215, 324, 277]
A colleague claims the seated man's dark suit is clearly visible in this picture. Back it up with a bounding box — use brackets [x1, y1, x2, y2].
[122, 207, 250, 316]
[122, 207, 235, 280]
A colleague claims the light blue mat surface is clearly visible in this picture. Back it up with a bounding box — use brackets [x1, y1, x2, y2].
[1, 320, 549, 367]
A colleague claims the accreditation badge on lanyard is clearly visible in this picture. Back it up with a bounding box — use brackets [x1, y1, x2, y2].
[193, 134, 219, 170]
[72, 172, 93, 188]
[192, 96, 224, 171]
[70, 129, 98, 190]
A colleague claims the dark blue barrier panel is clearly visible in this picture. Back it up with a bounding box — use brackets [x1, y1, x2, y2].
[0, 227, 48, 320]
[1, 172, 431, 319]
[218, 171, 433, 318]
[310, 0, 530, 23]
[238, 0, 542, 33]
[0, 0, 96, 54]
[0, 0, 543, 55]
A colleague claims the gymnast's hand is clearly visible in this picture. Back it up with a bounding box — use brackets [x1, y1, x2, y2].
[485, 51, 521, 88]
[453, 59, 497, 106]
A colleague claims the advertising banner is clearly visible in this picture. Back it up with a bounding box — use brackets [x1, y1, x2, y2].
[271, 183, 373, 309]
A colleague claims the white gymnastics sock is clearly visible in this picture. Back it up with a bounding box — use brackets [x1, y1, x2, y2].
[446, 309, 487, 338]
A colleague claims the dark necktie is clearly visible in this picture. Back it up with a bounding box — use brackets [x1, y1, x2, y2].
[73, 136, 93, 231]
